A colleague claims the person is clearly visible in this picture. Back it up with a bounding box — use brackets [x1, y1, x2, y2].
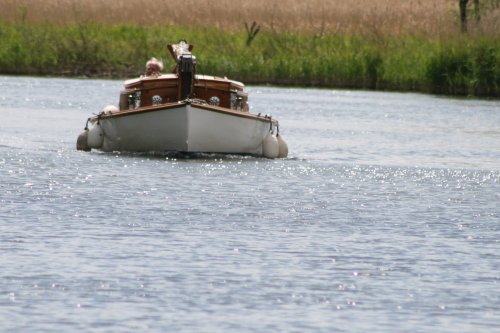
[145, 57, 164, 76]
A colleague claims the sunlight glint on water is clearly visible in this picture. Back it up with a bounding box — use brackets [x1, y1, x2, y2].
[0, 76, 499, 332]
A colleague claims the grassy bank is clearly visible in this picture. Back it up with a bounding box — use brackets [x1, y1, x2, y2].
[0, 21, 499, 97]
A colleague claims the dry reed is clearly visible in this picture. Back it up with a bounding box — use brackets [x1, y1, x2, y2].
[1, 0, 499, 37]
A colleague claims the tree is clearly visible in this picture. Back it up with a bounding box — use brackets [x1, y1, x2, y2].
[459, 0, 479, 33]
[459, 0, 500, 33]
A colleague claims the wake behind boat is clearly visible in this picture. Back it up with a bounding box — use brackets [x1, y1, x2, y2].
[76, 40, 288, 158]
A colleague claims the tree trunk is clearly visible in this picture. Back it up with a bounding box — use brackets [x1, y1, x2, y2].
[473, 0, 481, 24]
[460, 0, 469, 33]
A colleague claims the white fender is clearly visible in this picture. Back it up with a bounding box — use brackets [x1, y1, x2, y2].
[277, 134, 288, 158]
[76, 130, 91, 151]
[87, 123, 104, 149]
[262, 132, 279, 158]
[102, 105, 118, 115]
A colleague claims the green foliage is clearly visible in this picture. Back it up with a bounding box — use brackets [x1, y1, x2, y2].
[0, 20, 498, 97]
[471, 42, 499, 96]
[426, 44, 472, 95]
[425, 38, 500, 96]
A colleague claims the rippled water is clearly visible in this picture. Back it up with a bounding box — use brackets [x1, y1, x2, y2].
[1, 76, 499, 332]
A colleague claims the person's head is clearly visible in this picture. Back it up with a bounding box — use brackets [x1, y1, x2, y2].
[146, 58, 164, 75]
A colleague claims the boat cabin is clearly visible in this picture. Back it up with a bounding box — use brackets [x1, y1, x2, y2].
[119, 40, 249, 112]
[119, 74, 249, 112]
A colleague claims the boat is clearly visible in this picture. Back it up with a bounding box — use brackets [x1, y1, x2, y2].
[76, 40, 288, 158]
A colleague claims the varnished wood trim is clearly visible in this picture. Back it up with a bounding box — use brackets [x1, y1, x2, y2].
[90, 101, 276, 125]
[190, 103, 276, 124]
[90, 102, 187, 120]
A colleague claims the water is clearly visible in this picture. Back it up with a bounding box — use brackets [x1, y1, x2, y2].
[1, 76, 499, 332]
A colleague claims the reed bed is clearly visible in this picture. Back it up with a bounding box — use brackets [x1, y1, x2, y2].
[0, 0, 499, 97]
[1, 0, 499, 37]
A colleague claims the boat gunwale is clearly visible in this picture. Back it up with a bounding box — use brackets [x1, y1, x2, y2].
[90, 101, 277, 124]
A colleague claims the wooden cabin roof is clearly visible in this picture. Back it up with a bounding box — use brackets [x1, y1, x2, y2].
[124, 74, 245, 90]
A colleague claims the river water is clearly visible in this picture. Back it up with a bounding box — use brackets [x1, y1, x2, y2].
[0, 76, 499, 332]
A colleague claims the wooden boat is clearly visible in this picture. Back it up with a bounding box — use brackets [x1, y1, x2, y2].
[76, 40, 288, 158]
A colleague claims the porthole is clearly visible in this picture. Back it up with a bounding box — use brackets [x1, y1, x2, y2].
[209, 96, 220, 106]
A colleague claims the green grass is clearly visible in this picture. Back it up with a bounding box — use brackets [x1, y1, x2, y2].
[0, 20, 499, 97]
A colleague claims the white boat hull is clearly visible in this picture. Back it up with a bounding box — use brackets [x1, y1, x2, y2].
[89, 103, 275, 156]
